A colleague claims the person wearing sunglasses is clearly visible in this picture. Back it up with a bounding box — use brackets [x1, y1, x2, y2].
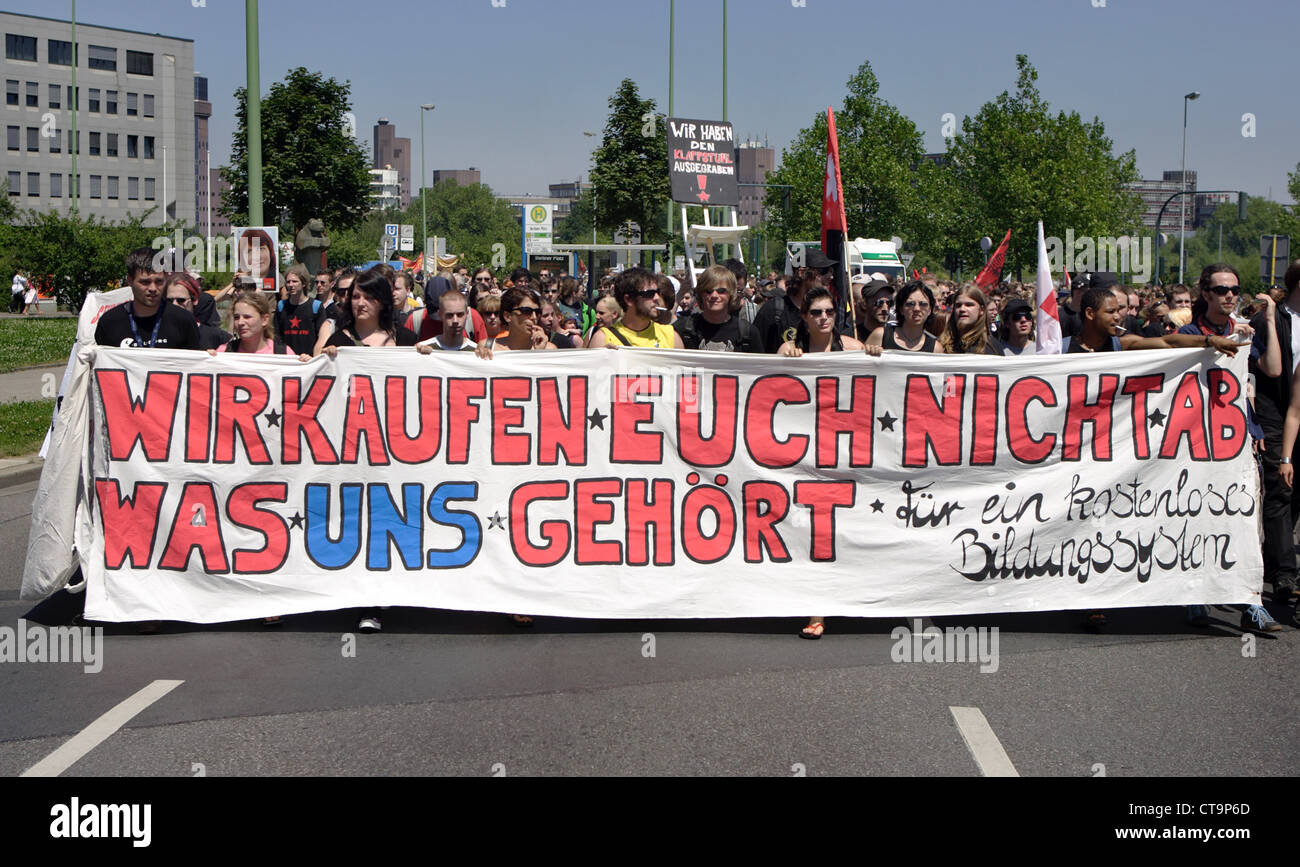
[475, 286, 556, 357]
[996, 297, 1036, 356]
[866, 280, 944, 354]
[851, 276, 894, 343]
[781, 288, 881, 638]
[1176, 263, 1268, 348]
[165, 272, 230, 351]
[587, 268, 684, 349]
[672, 265, 765, 353]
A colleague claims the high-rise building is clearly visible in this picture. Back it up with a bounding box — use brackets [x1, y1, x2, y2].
[736, 139, 774, 227]
[1125, 170, 1198, 231]
[432, 168, 480, 187]
[194, 74, 212, 235]
[207, 167, 230, 236]
[372, 119, 410, 208]
[1, 11, 196, 226]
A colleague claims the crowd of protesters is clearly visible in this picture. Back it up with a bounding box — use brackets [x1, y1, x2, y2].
[89, 244, 1300, 639]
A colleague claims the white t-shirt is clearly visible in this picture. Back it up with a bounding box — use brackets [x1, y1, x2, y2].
[12, 274, 28, 295]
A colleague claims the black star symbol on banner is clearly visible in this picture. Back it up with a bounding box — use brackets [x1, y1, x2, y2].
[870, 499, 885, 513]
[487, 512, 506, 530]
[877, 412, 897, 432]
[587, 408, 607, 430]
[1148, 408, 1167, 427]
[264, 409, 282, 427]
[288, 512, 304, 530]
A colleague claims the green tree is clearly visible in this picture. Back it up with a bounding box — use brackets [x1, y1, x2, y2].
[590, 80, 670, 243]
[0, 209, 158, 309]
[763, 60, 934, 265]
[220, 68, 371, 238]
[405, 180, 521, 272]
[554, 188, 616, 246]
[945, 55, 1142, 279]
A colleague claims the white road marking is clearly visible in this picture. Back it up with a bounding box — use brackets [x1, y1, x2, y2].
[21, 679, 184, 777]
[949, 706, 1019, 777]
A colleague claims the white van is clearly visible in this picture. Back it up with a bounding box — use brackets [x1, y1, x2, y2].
[785, 238, 905, 282]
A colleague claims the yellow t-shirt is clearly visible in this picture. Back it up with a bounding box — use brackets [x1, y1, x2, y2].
[603, 321, 676, 348]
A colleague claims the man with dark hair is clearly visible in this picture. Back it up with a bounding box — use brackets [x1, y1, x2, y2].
[586, 267, 684, 349]
[510, 267, 533, 288]
[1251, 259, 1300, 623]
[94, 248, 200, 350]
[754, 270, 816, 352]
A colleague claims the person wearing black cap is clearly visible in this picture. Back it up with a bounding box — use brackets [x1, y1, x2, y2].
[1059, 271, 1091, 338]
[754, 269, 818, 353]
[997, 297, 1036, 355]
[852, 275, 894, 343]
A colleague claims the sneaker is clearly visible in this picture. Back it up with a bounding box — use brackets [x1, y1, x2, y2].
[1240, 605, 1283, 634]
[358, 616, 382, 633]
[1185, 605, 1211, 627]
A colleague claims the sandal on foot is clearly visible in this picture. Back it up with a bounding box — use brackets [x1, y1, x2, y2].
[799, 621, 825, 640]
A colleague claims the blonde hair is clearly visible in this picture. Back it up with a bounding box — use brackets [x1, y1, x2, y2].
[231, 291, 275, 341]
[695, 265, 738, 308]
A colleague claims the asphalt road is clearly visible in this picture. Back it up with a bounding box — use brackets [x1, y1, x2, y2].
[1, 474, 1296, 778]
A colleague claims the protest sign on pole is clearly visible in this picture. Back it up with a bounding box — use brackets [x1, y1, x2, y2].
[666, 118, 738, 206]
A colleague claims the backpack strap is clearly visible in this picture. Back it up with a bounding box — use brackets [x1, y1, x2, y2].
[604, 325, 633, 347]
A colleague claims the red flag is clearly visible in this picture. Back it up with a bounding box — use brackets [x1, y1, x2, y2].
[912, 269, 920, 280]
[974, 229, 1011, 288]
[821, 108, 851, 321]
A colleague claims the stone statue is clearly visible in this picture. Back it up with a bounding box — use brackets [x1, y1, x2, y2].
[295, 219, 331, 275]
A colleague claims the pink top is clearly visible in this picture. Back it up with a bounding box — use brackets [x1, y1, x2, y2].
[217, 339, 294, 355]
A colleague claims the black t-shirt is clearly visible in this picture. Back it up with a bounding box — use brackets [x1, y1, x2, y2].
[753, 296, 801, 353]
[197, 323, 232, 351]
[326, 328, 419, 348]
[275, 298, 326, 356]
[674, 312, 766, 353]
[94, 302, 201, 350]
[1065, 334, 1120, 353]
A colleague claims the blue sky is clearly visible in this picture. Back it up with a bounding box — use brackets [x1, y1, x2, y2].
[9, 0, 1297, 201]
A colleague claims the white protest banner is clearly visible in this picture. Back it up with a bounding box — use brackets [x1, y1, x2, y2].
[51, 347, 1260, 623]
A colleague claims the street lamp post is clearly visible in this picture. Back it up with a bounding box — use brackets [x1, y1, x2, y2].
[583, 131, 597, 245]
[420, 103, 435, 273]
[245, 0, 263, 226]
[1179, 90, 1199, 285]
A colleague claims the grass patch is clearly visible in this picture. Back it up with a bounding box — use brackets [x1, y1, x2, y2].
[0, 317, 78, 373]
[0, 399, 54, 457]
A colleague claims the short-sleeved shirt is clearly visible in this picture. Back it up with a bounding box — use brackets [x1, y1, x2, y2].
[275, 298, 326, 356]
[94, 302, 201, 350]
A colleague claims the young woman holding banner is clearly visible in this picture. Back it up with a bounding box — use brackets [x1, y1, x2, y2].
[775, 288, 883, 639]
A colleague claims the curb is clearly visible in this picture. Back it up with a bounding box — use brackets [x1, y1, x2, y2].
[0, 457, 43, 488]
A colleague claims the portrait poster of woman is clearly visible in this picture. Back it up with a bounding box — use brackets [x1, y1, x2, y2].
[234, 227, 280, 293]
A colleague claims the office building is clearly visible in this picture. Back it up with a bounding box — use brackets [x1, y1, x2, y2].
[369, 166, 400, 212]
[372, 119, 410, 208]
[432, 168, 480, 187]
[2, 11, 196, 226]
[736, 139, 773, 227]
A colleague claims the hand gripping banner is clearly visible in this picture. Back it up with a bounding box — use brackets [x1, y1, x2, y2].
[39, 346, 1261, 622]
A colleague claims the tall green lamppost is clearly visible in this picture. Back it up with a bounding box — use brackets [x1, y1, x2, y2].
[420, 103, 435, 273]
